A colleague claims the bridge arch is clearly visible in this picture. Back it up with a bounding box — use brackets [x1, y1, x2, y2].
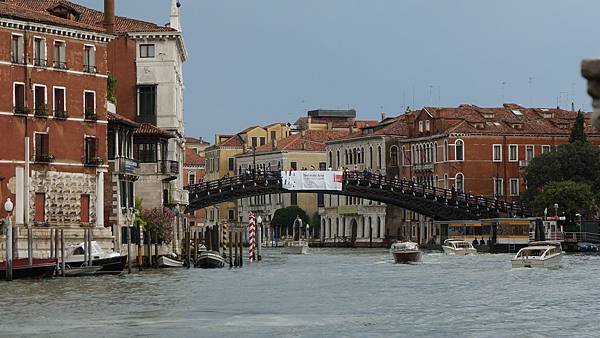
[185, 171, 530, 221]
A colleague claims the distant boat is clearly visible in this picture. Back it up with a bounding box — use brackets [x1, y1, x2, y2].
[511, 241, 562, 269]
[64, 241, 127, 275]
[577, 242, 599, 253]
[390, 241, 422, 264]
[0, 258, 57, 280]
[282, 240, 309, 255]
[442, 239, 477, 255]
[195, 251, 225, 269]
[157, 255, 184, 268]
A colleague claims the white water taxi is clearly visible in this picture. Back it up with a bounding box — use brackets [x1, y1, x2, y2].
[390, 241, 422, 264]
[442, 239, 477, 255]
[282, 240, 309, 255]
[511, 241, 562, 269]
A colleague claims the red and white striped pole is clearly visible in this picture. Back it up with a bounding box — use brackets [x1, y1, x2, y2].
[248, 212, 256, 262]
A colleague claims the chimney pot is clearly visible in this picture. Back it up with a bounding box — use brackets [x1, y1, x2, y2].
[104, 0, 115, 33]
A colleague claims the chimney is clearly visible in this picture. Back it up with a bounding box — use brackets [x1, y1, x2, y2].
[381, 112, 386, 121]
[103, 0, 115, 33]
[170, 0, 182, 31]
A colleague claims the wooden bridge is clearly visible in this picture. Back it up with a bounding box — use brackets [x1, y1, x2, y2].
[185, 171, 531, 221]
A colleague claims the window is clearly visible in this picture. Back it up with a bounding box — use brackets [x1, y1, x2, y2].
[328, 151, 333, 167]
[84, 136, 97, 164]
[140, 44, 155, 58]
[137, 86, 156, 116]
[33, 85, 47, 116]
[390, 146, 398, 166]
[290, 161, 298, 170]
[455, 173, 464, 192]
[53, 87, 66, 117]
[135, 143, 157, 163]
[80, 194, 90, 223]
[53, 41, 67, 69]
[525, 145, 534, 161]
[33, 37, 46, 67]
[35, 193, 45, 223]
[337, 150, 340, 168]
[378, 146, 382, 168]
[425, 120, 430, 131]
[11, 34, 24, 64]
[83, 45, 96, 73]
[510, 178, 519, 196]
[189, 172, 196, 185]
[444, 140, 448, 161]
[509, 144, 518, 162]
[13, 83, 25, 114]
[455, 140, 464, 161]
[260, 137, 266, 146]
[228, 157, 235, 171]
[84, 91, 96, 119]
[493, 178, 504, 197]
[34, 133, 50, 162]
[251, 137, 258, 148]
[541, 145, 551, 154]
[418, 121, 423, 132]
[228, 208, 235, 221]
[270, 130, 277, 141]
[493, 144, 502, 162]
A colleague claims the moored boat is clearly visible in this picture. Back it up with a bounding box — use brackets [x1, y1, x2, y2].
[0, 258, 57, 280]
[511, 241, 562, 269]
[442, 239, 477, 255]
[157, 255, 184, 268]
[195, 251, 225, 269]
[390, 241, 422, 264]
[577, 242, 599, 253]
[64, 241, 127, 275]
[63, 266, 102, 277]
[282, 240, 309, 255]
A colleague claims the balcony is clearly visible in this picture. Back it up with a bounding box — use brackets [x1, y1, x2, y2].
[35, 154, 55, 163]
[115, 157, 139, 174]
[13, 106, 30, 115]
[159, 160, 179, 176]
[34, 106, 49, 118]
[168, 189, 189, 206]
[54, 109, 68, 119]
[83, 64, 97, 74]
[519, 160, 530, 167]
[34, 58, 47, 67]
[11, 56, 25, 65]
[84, 108, 97, 121]
[414, 162, 434, 171]
[84, 156, 104, 167]
[53, 61, 68, 70]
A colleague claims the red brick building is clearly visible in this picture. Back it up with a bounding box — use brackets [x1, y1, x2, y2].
[183, 138, 207, 227]
[0, 1, 114, 255]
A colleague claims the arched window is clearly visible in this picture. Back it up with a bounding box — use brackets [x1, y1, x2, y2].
[353, 148, 358, 164]
[368, 217, 372, 238]
[376, 217, 382, 238]
[412, 145, 416, 164]
[401, 146, 405, 165]
[369, 146, 373, 168]
[425, 144, 429, 163]
[327, 218, 332, 239]
[336, 218, 340, 237]
[455, 173, 464, 192]
[433, 142, 437, 163]
[345, 149, 349, 165]
[360, 147, 365, 164]
[336, 150, 340, 168]
[455, 139, 464, 161]
[444, 140, 448, 161]
[444, 174, 448, 189]
[390, 146, 399, 166]
[434, 175, 438, 188]
[328, 151, 332, 167]
[377, 146, 382, 168]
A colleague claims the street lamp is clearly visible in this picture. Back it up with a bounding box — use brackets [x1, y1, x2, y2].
[576, 213, 582, 241]
[4, 198, 14, 281]
[306, 223, 310, 240]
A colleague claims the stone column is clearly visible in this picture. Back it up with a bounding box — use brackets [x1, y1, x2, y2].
[582, 59, 600, 130]
[96, 171, 104, 227]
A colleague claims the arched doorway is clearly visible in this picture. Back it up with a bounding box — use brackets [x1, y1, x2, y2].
[350, 219, 358, 245]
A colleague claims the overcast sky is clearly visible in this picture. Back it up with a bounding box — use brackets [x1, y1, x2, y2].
[79, 0, 600, 141]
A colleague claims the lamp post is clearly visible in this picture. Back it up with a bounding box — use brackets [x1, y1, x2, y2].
[256, 215, 262, 261]
[4, 198, 14, 281]
[306, 223, 310, 241]
[576, 213, 582, 242]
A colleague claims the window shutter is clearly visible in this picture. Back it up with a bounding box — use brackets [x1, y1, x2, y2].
[90, 47, 96, 67]
[18, 36, 24, 61]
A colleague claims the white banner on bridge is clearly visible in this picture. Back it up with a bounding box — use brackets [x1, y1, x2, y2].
[281, 171, 343, 191]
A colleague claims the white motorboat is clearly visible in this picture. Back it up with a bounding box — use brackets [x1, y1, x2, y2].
[511, 241, 562, 269]
[64, 241, 127, 275]
[63, 266, 102, 277]
[195, 251, 226, 269]
[157, 254, 184, 268]
[282, 240, 309, 254]
[390, 241, 422, 264]
[442, 239, 477, 255]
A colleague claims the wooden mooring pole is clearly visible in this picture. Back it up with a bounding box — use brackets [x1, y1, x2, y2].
[27, 226, 32, 266]
[60, 229, 65, 277]
[127, 227, 132, 274]
[228, 230, 233, 268]
[239, 229, 243, 267]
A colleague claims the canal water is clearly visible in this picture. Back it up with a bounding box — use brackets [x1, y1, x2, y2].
[1, 248, 599, 337]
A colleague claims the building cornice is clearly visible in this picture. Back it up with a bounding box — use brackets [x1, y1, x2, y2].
[127, 31, 187, 62]
[0, 17, 113, 43]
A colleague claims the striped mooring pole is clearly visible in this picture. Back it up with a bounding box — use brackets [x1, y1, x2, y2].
[248, 212, 256, 262]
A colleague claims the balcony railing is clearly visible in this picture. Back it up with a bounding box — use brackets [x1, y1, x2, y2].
[11, 56, 25, 64]
[519, 160, 530, 167]
[159, 160, 179, 175]
[116, 157, 139, 174]
[83, 65, 97, 74]
[35, 154, 55, 163]
[84, 156, 104, 166]
[34, 58, 47, 67]
[53, 61, 68, 70]
[34, 106, 49, 117]
[54, 110, 68, 119]
[84, 108, 97, 121]
[13, 106, 30, 115]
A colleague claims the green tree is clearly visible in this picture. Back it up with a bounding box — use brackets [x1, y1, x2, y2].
[523, 141, 600, 203]
[530, 181, 595, 227]
[310, 211, 321, 238]
[271, 206, 309, 236]
[569, 111, 587, 144]
[107, 73, 117, 104]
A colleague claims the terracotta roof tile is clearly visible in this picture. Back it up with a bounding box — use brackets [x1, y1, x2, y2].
[107, 112, 138, 128]
[134, 123, 173, 138]
[219, 135, 244, 147]
[7, 0, 176, 33]
[254, 129, 350, 153]
[184, 148, 205, 166]
[0, 1, 105, 32]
